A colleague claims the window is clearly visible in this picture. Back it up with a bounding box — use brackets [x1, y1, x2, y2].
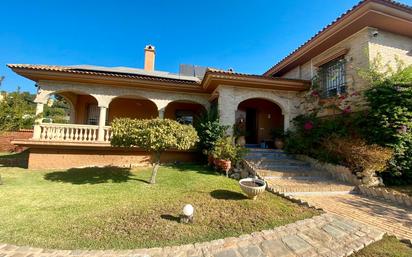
[86, 104, 99, 125]
[176, 110, 194, 125]
[318, 58, 346, 98]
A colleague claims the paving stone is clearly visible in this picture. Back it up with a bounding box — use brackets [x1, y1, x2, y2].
[237, 245, 264, 257]
[322, 224, 346, 239]
[213, 249, 240, 257]
[260, 239, 294, 257]
[304, 228, 332, 243]
[282, 235, 312, 254]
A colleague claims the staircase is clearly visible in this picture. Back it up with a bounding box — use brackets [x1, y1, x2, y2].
[245, 148, 357, 196]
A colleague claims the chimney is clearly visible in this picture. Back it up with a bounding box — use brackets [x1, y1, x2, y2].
[144, 45, 155, 71]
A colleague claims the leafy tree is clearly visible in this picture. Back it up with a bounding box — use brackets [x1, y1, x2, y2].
[43, 95, 71, 123]
[0, 86, 36, 132]
[111, 118, 199, 184]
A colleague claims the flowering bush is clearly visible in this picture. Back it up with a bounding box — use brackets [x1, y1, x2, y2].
[361, 60, 412, 184]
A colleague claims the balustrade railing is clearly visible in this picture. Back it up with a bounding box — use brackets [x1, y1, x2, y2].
[37, 123, 112, 143]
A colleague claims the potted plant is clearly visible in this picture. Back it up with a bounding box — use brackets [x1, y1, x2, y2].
[271, 128, 285, 149]
[211, 137, 237, 176]
[233, 117, 246, 146]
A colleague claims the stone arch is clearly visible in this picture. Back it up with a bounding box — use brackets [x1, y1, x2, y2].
[108, 95, 159, 121]
[236, 98, 285, 145]
[164, 99, 207, 124]
[37, 89, 100, 124]
[235, 94, 288, 115]
[234, 91, 291, 132]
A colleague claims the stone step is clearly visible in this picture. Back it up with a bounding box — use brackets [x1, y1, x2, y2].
[252, 163, 311, 170]
[258, 169, 330, 178]
[248, 159, 309, 165]
[245, 153, 292, 160]
[265, 177, 357, 194]
[246, 148, 285, 153]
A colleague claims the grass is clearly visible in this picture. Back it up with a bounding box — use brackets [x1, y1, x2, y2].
[352, 236, 412, 257]
[0, 164, 319, 250]
[387, 185, 412, 197]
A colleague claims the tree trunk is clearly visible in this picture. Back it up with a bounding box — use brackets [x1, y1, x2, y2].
[150, 152, 161, 184]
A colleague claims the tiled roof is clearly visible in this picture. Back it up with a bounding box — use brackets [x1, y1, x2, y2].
[263, 0, 412, 76]
[205, 68, 310, 83]
[7, 64, 201, 86]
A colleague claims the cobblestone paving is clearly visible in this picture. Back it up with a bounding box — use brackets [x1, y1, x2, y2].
[0, 213, 384, 257]
[298, 194, 412, 242]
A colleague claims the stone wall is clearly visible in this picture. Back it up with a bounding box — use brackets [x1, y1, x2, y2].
[295, 155, 362, 186]
[358, 185, 412, 208]
[0, 130, 33, 152]
[369, 29, 412, 70]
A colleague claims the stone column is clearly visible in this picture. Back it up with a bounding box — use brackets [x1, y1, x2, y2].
[217, 87, 236, 135]
[283, 113, 290, 132]
[158, 108, 165, 119]
[97, 106, 107, 142]
[33, 102, 44, 139]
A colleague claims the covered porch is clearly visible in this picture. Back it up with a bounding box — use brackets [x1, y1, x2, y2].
[31, 89, 208, 144]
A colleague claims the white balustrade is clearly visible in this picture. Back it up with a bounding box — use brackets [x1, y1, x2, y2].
[38, 123, 112, 143]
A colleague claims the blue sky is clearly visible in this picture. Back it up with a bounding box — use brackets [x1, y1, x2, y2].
[1, 0, 411, 93]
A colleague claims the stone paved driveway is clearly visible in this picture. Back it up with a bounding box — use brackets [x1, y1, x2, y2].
[298, 193, 412, 241]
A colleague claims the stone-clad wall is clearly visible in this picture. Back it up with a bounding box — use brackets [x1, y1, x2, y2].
[217, 86, 302, 134]
[369, 29, 412, 70]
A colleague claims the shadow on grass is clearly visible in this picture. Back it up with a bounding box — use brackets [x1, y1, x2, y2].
[210, 190, 247, 200]
[44, 166, 138, 185]
[160, 214, 180, 223]
[0, 150, 29, 168]
[163, 163, 220, 176]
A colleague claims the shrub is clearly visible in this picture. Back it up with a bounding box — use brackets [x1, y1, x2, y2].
[111, 118, 199, 184]
[194, 105, 228, 155]
[321, 137, 393, 178]
[360, 58, 412, 184]
[211, 137, 237, 161]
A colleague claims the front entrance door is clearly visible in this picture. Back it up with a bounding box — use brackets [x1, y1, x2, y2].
[245, 108, 257, 144]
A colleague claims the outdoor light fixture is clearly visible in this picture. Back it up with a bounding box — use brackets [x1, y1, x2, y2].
[180, 204, 194, 223]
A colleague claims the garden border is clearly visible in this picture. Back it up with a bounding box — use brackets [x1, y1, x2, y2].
[358, 185, 412, 208]
[295, 155, 361, 185]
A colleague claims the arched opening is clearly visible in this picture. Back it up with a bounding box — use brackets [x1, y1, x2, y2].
[164, 100, 206, 125]
[108, 96, 158, 123]
[237, 98, 284, 147]
[45, 91, 99, 125]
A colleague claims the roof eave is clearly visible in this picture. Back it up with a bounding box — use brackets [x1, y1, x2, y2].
[264, 0, 412, 77]
[9, 67, 207, 94]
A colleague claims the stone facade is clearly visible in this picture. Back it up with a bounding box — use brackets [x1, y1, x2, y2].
[369, 29, 412, 70]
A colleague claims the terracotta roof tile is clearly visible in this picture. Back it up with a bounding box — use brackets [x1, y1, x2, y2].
[7, 64, 201, 86]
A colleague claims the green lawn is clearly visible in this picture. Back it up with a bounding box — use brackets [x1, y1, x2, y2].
[352, 236, 412, 257]
[0, 164, 319, 250]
